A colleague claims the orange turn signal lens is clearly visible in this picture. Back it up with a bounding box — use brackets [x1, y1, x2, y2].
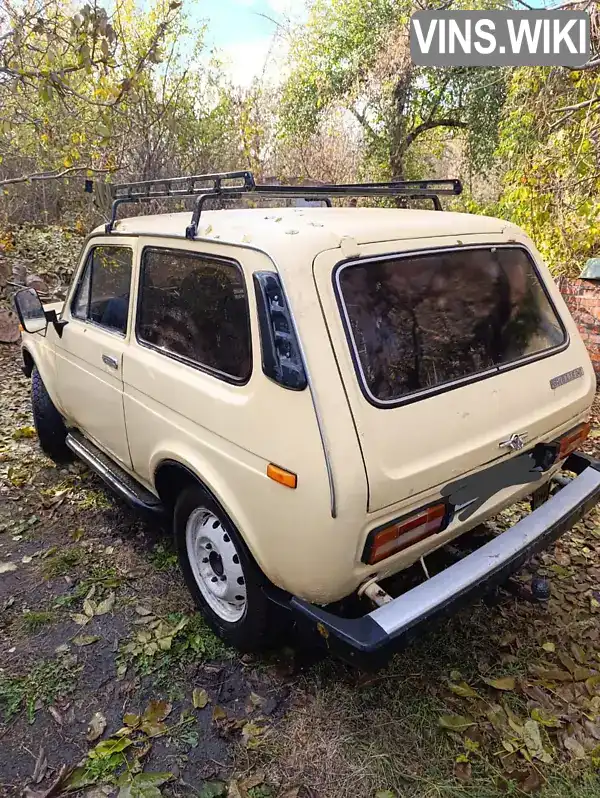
[267, 463, 297, 489]
[557, 421, 591, 460]
[365, 502, 447, 565]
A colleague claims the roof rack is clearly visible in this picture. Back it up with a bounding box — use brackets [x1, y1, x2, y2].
[104, 171, 463, 237]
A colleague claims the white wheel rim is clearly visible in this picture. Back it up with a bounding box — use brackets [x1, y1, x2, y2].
[185, 508, 247, 623]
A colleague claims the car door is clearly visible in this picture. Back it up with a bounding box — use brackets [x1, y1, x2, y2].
[55, 238, 136, 468]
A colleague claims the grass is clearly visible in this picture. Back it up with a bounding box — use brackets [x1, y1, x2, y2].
[117, 611, 230, 690]
[42, 547, 84, 578]
[0, 655, 81, 723]
[21, 609, 57, 633]
[148, 542, 178, 572]
[260, 582, 600, 798]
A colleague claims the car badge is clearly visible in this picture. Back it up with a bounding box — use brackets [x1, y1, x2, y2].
[550, 366, 584, 390]
[499, 432, 528, 452]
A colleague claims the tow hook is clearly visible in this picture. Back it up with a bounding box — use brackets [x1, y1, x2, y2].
[358, 577, 393, 608]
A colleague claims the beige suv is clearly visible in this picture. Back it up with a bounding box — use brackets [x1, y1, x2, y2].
[14, 171, 600, 664]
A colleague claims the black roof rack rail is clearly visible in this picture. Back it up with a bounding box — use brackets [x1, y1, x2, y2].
[104, 171, 463, 237]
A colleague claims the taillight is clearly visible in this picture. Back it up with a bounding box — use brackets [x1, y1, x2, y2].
[363, 502, 449, 565]
[557, 421, 591, 460]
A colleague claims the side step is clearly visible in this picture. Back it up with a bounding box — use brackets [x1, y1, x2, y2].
[66, 431, 163, 515]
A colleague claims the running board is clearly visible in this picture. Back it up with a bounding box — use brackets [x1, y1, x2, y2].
[66, 431, 163, 515]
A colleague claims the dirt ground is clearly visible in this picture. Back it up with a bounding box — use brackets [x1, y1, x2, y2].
[2, 340, 600, 798]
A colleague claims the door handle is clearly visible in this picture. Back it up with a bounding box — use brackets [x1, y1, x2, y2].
[102, 354, 119, 370]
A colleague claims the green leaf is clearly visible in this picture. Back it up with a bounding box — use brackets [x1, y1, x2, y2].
[66, 766, 98, 790]
[531, 708, 561, 728]
[449, 681, 478, 698]
[438, 715, 476, 732]
[90, 736, 132, 759]
[541, 641, 555, 653]
[120, 772, 173, 798]
[193, 688, 210, 709]
[483, 676, 516, 691]
[12, 426, 36, 440]
[124, 713, 140, 728]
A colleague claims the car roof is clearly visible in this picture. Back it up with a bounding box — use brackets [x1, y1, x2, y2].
[94, 206, 514, 258]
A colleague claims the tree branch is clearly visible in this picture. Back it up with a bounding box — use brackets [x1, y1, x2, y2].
[0, 166, 113, 188]
[552, 95, 600, 113]
[349, 105, 380, 142]
[404, 118, 467, 149]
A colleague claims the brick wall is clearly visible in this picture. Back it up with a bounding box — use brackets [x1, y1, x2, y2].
[557, 277, 600, 377]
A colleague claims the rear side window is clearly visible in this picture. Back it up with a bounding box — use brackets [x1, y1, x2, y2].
[337, 246, 566, 404]
[137, 248, 251, 382]
[72, 246, 132, 335]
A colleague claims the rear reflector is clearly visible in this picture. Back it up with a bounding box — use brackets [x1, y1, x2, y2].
[267, 463, 297, 489]
[364, 502, 448, 565]
[557, 421, 591, 460]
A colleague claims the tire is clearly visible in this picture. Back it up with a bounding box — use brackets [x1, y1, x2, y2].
[31, 367, 72, 464]
[174, 485, 283, 651]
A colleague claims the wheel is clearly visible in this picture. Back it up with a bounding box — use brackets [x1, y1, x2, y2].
[31, 367, 72, 463]
[174, 485, 282, 651]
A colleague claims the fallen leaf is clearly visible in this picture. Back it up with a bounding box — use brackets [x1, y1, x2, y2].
[22, 555, 33, 564]
[13, 425, 36, 440]
[83, 599, 96, 618]
[24, 764, 71, 798]
[571, 643, 587, 664]
[124, 713, 140, 728]
[0, 562, 17, 574]
[212, 706, 227, 722]
[71, 613, 90, 626]
[31, 746, 47, 784]
[86, 712, 107, 742]
[242, 721, 266, 748]
[95, 592, 115, 616]
[484, 676, 516, 691]
[140, 700, 172, 736]
[523, 720, 545, 760]
[563, 735, 586, 759]
[542, 642, 556, 653]
[73, 635, 100, 647]
[135, 606, 152, 616]
[193, 688, 210, 709]
[438, 715, 476, 732]
[240, 772, 266, 792]
[90, 737, 132, 758]
[557, 652, 578, 675]
[449, 681, 479, 698]
[197, 781, 227, 798]
[531, 708, 561, 728]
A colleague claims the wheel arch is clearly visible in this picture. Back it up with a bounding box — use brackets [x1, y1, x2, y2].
[153, 457, 271, 582]
[22, 347, 35, 377]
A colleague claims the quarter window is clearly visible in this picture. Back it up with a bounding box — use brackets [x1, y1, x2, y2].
[137, 248, 251, 381]
[72, 246, 132, 335]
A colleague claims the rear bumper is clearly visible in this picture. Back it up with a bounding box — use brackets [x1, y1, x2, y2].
[290, 452, 600, 666]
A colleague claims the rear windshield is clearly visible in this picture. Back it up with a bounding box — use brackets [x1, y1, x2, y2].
[336, 246, 566, 404]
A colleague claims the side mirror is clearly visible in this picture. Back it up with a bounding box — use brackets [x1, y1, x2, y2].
[13, 288, 48, 335]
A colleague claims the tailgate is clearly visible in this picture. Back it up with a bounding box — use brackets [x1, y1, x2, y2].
[313, 236, 596, 513]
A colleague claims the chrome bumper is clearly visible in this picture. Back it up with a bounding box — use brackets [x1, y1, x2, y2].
[290, 452, 600, 664]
